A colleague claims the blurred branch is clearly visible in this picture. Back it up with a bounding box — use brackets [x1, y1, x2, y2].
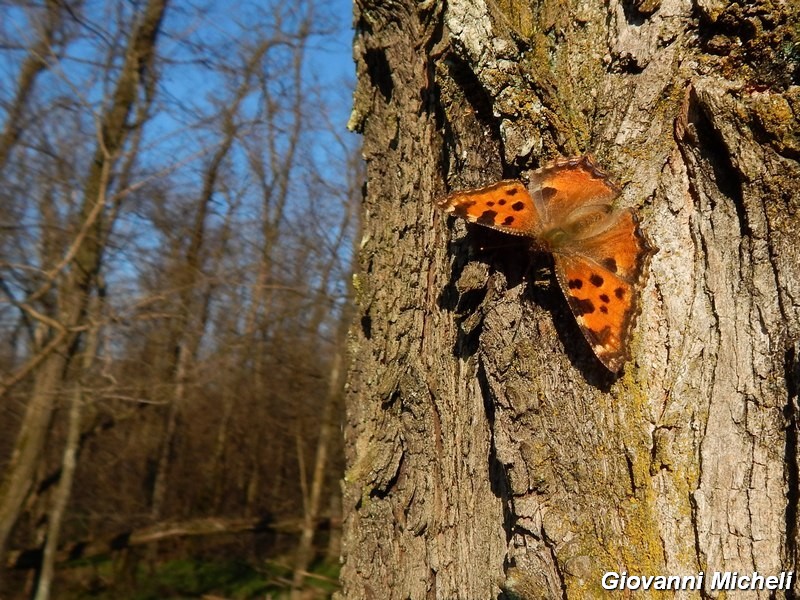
[6, 515, 340, 570]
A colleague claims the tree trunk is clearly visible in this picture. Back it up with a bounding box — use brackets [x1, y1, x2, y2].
[32, 295, 102, 600]
[291, 345, 344, 597]
[340, 0, 800, 598]
[32, 371, 83, 600]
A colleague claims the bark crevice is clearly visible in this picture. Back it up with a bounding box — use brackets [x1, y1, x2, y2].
[785, 343, 800, 575]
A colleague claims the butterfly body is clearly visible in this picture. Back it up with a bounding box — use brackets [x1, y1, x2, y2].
[438, 156, 654, 373]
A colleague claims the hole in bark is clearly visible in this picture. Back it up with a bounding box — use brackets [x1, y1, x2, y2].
[360, 313, 372, 339]
[364, 48, 393, 102]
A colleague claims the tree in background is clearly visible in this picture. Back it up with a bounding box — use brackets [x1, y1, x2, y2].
[0, 1, 357, 598]
[340, 0, 799, 598]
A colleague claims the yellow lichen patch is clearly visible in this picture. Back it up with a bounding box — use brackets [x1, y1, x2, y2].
[491, 0, 535, 39]
[749, 91, 800, 156]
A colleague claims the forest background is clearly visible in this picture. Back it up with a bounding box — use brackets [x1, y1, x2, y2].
[0, 1, 358, 599]
[5, 0, 799, 599]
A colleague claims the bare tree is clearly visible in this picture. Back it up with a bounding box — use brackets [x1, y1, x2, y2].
[32, 291, 103, 600]
[0, 0, 356, 596]
[340, 0, 800, 598]
[0, 0, 75, 173]
[0, 0, 169, 570]
[291, 138, 359, 593]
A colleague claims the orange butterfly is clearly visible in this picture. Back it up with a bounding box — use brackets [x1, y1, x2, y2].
[438, 156, 654, 373]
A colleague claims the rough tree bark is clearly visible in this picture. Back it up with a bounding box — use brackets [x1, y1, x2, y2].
[340, 0, 799, 598]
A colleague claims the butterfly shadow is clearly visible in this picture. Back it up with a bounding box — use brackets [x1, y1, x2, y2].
[438, 228, 617, 391]
[437, 229, 529, 361]
[522, 277, 618, 391]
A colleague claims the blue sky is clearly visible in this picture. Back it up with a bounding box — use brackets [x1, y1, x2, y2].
[0, 0, 359, 226]
[0, 0, 360, 312]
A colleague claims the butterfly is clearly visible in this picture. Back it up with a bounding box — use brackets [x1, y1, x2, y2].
[438, 155, 655, 373]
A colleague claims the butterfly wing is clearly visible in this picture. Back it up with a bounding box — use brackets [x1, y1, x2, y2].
[572, 209, 653, 281]
[529, 156, 621, 226]
[438, 157, 654, 374]
[553, 209, 653, 372]
[437, 180, 542, 236]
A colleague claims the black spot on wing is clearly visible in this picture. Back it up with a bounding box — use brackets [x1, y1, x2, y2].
[498, 199, 507, 206]
[568, 279, 583, 290]
[599, 305, 608, 314]
[511, 201, 525, 211]
[614, 287, 625, 299]
[505, 186, 519, 195]
[589, 273, 604, 287]
[502, 216, 515, 226]
[599, 294, 610, 303]
[603, 257, 618, 273]
[477, 209, 498, 225]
